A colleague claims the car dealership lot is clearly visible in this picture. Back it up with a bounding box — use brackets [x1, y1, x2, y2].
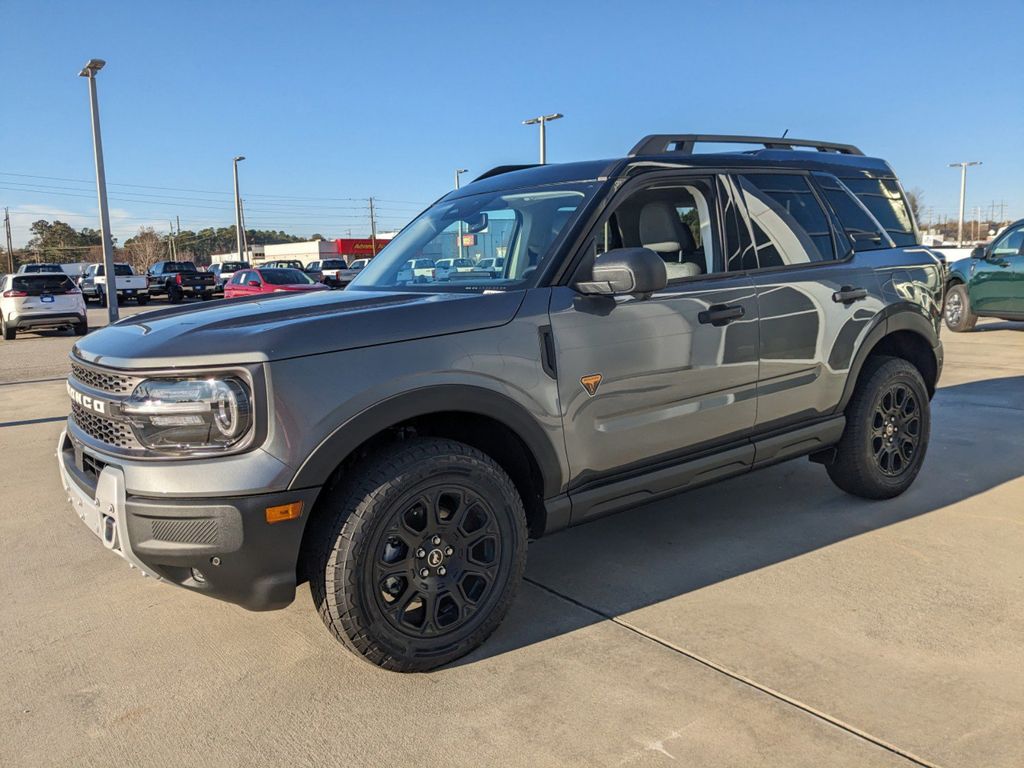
[1, 315, 1022, 767]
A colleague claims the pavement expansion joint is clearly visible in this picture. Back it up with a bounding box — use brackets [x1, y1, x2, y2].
[523, 576, 946, 768]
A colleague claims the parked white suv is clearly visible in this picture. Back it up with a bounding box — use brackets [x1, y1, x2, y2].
[1, 272, 87, 340]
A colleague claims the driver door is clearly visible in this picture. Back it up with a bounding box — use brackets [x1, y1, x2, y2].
[549, 175, 759, 515]
[972, 223, 1024, 315]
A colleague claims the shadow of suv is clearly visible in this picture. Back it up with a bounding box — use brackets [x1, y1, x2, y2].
[58, 134, 943, 671]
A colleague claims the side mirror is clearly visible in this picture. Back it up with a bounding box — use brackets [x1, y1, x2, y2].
[971, 245, 986, 260]
[465, 213, 489, 234]
[248, 280, 261, 287]
[576, 247, 667, 298]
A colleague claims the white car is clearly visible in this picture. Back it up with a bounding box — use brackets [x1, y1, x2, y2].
[396, 258, 437, 283]
[475, 257, 505, 276]
[434, 258, 476, 279]
[1, 272, 87, 340]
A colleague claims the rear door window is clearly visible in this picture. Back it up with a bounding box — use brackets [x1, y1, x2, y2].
[735, 174, 836, 268]
[813, 174, 891, 252]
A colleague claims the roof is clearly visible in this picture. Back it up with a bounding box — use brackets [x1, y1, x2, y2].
[453, 135, 896, 199]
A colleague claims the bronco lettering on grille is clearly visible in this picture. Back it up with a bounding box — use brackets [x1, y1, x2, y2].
[67, 381, 108, 415]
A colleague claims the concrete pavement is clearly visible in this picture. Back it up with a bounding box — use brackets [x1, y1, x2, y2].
[1, 317, 1022, 767]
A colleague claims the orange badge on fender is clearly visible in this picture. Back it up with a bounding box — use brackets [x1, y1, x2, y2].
[580, 374, 603, 397]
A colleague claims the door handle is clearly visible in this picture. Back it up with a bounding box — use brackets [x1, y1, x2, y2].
[698, 303, 745, 326]
[832, 286, 868, 304]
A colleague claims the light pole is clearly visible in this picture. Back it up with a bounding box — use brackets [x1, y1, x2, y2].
[948, 161, 981, 246]
[79, 58, 118, 324]
[522, 113, 563, 164]
[455, 168, 468, 261]
[233, 156, 246, 261]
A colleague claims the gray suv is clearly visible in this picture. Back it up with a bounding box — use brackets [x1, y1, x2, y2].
[58, 134, 943, 671]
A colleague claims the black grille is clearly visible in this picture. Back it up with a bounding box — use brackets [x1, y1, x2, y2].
[70, 362, 137, 395]
[71, 403, 140, 449]
[151, 518, 219, 545]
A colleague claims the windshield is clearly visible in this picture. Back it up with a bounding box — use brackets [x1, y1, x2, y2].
[222, 262, 248, 272]
[260, 268, 313, 285]
[349, 182, 597, 291]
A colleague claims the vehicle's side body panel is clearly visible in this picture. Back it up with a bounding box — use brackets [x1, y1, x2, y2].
[549, 278, 759, 490]
[752, 261, 885, 430]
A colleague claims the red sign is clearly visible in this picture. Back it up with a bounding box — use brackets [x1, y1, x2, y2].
[461, 234, 477, 247]
[335, 238, 391, 256]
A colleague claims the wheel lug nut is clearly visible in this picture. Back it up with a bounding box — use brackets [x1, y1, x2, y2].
[419, 568, 429, 578]
[432, 536, 441, 545]
[444, 546, 453, 556]
[438, 566, 447, 576]
[415, 548, 425, 558]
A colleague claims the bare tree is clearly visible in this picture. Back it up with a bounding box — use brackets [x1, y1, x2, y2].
[905, 188, 925, 225]
[122, 227, 168, 272]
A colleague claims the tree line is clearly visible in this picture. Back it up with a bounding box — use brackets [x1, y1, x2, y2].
[4, 219, 320, 273]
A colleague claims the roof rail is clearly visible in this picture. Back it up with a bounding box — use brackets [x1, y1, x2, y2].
[473, 164, 540, 182]
[629, 134, 864, 157]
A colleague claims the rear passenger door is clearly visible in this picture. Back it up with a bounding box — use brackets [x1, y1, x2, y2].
[726, 172, 886, 431]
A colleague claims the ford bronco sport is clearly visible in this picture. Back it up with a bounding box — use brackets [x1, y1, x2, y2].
[58, 134, 943, 672]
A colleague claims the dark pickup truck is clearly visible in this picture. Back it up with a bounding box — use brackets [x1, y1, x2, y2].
[146, 261, 216, 303]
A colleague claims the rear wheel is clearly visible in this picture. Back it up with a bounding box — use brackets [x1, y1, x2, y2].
[310, 438, 528, 672]
[827, 356, 930, 499]
[168, 286, 183, 304]
[944, 283, 977, 332]
[74, 317, 88, 336]
[2, 315, 14, 341]
[136, 294, 150, 305]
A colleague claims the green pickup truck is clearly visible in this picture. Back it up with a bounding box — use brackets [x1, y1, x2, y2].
[944, 219, 1024, 332]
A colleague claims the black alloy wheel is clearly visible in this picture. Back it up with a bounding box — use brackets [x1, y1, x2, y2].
[870, 382, 921, 477]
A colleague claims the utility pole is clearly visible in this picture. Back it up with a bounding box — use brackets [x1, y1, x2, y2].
[239, 198, 249, 260]
[369, 197, 378, 256]
[79, 58, 119, 323]
[948, 161, 981, 247]
[455, 168, 468, 261]
[4, 208, 14, 273]
[522, 113, 563, 164]
[232, 156, 245, 262]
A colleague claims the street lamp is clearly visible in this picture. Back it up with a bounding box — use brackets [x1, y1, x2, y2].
[455, 168, 468, 260]
[233, 156, 246, 261]
[522, 113, 563, 164]
[79, 58, 118, 323]
[948, 161, 981, 247]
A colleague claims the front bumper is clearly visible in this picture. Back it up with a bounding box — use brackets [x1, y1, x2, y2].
[58, 430, 320, 610]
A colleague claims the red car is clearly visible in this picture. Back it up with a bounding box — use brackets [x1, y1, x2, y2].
[223, 267, 330, 299]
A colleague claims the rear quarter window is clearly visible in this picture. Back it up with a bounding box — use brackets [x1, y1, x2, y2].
[840, 177, 916, 246]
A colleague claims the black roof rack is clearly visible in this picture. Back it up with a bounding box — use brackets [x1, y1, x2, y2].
[629, 134, 864, 157]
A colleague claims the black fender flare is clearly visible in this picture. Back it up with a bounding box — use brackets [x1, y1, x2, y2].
[289, 384, 564, 498]
[836, 306, 940, 412]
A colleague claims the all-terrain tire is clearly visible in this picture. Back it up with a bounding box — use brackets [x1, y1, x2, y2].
[309, 437, 528, 672]
[827, 356, 930, 499]
[943, 283, 977, 332]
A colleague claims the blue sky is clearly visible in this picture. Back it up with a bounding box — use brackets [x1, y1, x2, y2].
[3, 0, 1022, 246]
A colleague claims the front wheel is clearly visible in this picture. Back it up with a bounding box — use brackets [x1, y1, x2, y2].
[827, 356, 930, 499]
[944, 284, 977, 332]
[309, 438, 528, 672]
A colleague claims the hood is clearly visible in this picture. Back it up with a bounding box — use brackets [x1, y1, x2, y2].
[72, 288, 527, 369]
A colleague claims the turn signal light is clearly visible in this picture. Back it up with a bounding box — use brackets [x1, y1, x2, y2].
[265, 501, 303, 524]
